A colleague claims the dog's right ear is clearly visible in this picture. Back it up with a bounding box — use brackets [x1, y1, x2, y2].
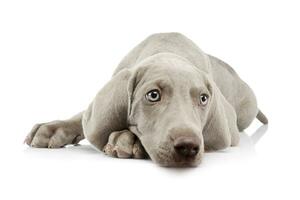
[82, 68, 136, 151]
[202, 80, 240, 151]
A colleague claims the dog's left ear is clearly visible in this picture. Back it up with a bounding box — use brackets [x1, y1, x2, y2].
[82, 68, 137, 151]
[202, 80, 239, 151]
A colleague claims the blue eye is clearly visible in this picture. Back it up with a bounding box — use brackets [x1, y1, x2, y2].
[145, 89, 161, 102]
[200, 94, 209, 106]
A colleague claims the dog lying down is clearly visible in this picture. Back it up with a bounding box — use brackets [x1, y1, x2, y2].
[24, 33, 268, 167]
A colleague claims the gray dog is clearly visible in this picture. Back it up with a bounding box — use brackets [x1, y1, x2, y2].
[24, 33, 268, 167]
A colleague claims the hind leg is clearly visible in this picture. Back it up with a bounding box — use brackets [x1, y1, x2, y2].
[236, 90, 258, 131]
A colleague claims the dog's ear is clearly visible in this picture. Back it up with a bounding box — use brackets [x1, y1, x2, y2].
[202, 81, 239, 151]
[82, 68, 136, 151]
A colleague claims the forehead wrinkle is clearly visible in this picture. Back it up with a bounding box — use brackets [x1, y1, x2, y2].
[146, 78, 173, 92]
[138, 65, 174, 85]
[135, 62, 209, 95]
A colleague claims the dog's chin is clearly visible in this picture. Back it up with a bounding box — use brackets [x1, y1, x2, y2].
[160, 160, 201, 168]
[153, 152, 203, 168]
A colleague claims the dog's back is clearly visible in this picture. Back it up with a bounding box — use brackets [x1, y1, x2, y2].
[114, 32, 210, 75]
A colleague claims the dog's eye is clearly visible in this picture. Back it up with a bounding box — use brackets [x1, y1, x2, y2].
[200, 93, 209, 106]
[145, 89, 161, 102]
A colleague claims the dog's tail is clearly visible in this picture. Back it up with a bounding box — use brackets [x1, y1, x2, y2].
[256, 110, 268, 125]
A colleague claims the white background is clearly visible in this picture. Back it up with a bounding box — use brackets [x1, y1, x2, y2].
[0, 0, 299, 199]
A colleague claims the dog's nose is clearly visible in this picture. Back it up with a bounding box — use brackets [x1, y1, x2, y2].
[173, 136, 200, 157]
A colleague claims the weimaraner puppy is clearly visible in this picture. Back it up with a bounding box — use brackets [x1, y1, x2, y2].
[25, 33, 268, 167]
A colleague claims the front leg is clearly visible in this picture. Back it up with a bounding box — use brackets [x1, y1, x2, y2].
[25, 113, 84, 148]
[103, 130, 147, 159]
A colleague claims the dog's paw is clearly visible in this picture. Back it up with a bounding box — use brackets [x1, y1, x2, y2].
[103, 130, 147, 159]
[24, 121, 84, 148]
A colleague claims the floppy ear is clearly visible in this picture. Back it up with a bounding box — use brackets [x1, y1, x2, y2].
[202, 81, 239, 151]
[82, 68, 136, 151]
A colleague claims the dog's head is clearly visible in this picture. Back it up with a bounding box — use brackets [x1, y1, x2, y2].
[83, 53, 238, 167]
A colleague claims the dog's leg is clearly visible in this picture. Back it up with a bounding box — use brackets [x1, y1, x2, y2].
[103, 130, 147, 159]
[24, 112, 84, 148]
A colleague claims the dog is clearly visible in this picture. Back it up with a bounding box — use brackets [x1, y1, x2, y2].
[24, 33, 268, 167]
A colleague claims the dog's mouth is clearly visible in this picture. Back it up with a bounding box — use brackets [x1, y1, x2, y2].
[152, 145, 203, 167]
[155, 153, 202, 167]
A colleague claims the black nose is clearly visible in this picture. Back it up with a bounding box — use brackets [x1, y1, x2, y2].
[173, 136, 200, 157]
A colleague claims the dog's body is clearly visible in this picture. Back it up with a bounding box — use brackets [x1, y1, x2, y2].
[25, 33, 268, 167]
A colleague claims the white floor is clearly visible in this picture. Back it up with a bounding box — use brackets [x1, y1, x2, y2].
[2, 120, 298, 200]
[1, 1, 300, 199]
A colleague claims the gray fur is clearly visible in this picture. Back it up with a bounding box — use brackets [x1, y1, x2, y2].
[25, 32, 267, 167]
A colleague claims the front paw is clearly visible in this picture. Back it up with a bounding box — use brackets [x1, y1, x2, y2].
[103, 130, 147, 159]
[24, 121, 84, 148]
